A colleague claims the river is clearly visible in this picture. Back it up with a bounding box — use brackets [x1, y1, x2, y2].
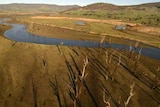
[0, 19, 160, 60]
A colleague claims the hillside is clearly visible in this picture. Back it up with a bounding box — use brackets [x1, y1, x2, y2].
[64, 2, 160, 27]
[0, 3, 80, 13]
[82, 3, 120, 11]
[138, 2, 160, 7]
[69, 2, 160, 11]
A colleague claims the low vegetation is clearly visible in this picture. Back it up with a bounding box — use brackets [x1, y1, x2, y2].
[16, 16, 160, 48]
[0, 2, 160, 107]
[63, 2, 160, 27]
[0, 4, 79, 13]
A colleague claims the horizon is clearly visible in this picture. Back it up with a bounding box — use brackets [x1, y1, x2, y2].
[0, 0, 160, 6]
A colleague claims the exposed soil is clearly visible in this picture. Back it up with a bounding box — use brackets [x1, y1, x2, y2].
[0, 19, 160, 107]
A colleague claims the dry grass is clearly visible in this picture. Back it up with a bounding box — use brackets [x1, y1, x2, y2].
[0, 18, 160, 107]
[17, 16, 160, 48]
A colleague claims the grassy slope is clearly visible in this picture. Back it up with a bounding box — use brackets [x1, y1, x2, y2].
[0, 4, 80, 13]
[0, 19, 160, 107]
[63, 2, 160, 27]
[0, 24, 69, 106]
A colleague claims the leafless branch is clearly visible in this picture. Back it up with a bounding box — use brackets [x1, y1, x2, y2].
[109, 50, 115, 64]
[135, 42, 139, 48]
[50, 76, 62, 107]
[117, 54, 121, 66]
[106, 51, 109, 64]
[137, 47, 142, 61]
[80, 56, 89, 81]
[129, 44, 132, 52]
[124, 82, 135, 107]
[100, 36, 106, 44]
[103, 89, 111, 107]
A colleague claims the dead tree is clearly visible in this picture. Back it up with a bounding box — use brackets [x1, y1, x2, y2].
[32, 78, 38, 107]
[128, 44, 133, 58]
[64, 55, 88, 107]
[80, 56, 89, 81]
[133, 48, 142, 73]
[99, 36, 106, 48]
[110, 54, 121, 81]
[42, 59, 46, 67]
[67, 62, 82, 107]
[67, 70, 82, 107]
[67, 56, 89, 107]
[124, 82, 135, 107]
[57, 45, 63, 55]
[137, 48, 142, 61]
[117, 54, 122, 66]
[50, 76, 62, 107]
[105, 51, 109, 64]
[134, 42, 139, 48]
[103, 89, 111, 107]
[109, 50, 116, 64]
[153, 66, 160, 89]
[105, 51, 109, 80]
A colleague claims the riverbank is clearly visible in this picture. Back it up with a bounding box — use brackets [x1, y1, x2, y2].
[0, 21, 160, 107]
[0, 24, 12, 37]
[16, 20, 154, 49]
[17, 16, 160, 48]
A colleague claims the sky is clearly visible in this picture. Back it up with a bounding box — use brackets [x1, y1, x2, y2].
[0, 0, 159, 6]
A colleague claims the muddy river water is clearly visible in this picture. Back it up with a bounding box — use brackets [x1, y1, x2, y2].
[1, 20, 160, 60]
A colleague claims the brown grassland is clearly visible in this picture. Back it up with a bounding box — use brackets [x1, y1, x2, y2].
[0, 13, 160, 107]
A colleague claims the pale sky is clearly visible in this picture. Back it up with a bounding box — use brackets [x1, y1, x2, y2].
[0, 0, 159, 6]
